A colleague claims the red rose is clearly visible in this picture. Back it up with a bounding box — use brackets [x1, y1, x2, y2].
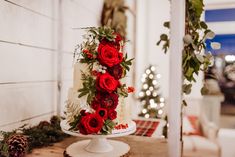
[108, 110, 117, 120]
[108, 64, 123, 80]
[96, 108, 108, 120]
[78, 113, 103, 135]
[96, 73, 119, 93]
[97, 43, 120, 67]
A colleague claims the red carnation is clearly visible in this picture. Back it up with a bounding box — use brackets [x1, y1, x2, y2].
[91, 100, 100, 110]
[100, 93, 119, 110]
[96, 73, 119, 93]
[96, 108, 108, 120]
[108, 110, 117, 120]
[108, 64, 123, 80]
[78, 113, 103, 135]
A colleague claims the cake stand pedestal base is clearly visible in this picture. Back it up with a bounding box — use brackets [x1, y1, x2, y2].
[63, 139, 130, 157]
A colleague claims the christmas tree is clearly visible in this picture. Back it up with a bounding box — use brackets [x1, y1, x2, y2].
[138, 65, 165, 118]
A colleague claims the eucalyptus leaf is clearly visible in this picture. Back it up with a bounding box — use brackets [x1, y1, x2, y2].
[211, 42, 221, 50]
[205, 31, 215, 39]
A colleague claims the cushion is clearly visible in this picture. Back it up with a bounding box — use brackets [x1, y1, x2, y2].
[183, 115, 202, 136]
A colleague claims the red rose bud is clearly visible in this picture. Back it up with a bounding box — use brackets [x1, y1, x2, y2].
[92, 70, 100, 76]
[78, 113, 103, 135]
[83, 49, 89, 54]
[108, 64, 123, 80]
[114, 33, 122, 43]
[96, 108, 108, 120]
[96, 73, 119, 93]
[128, 87, 135, 93]
[108, 110, 117, 120]
[118, 52, 123, 63]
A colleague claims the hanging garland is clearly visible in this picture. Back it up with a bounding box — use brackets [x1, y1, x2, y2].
[157, 0, 220, 104]
[0, 116, 69, 157]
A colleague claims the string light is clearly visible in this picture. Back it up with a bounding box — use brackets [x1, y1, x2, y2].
[149, 74, 154, 79]
[153, 92, 157, 97]
[141, 100, 146, 105]
[160, 102, 165, 107]
[139, 92, 144, 97]
[142, 73, 147, 78]
[151, 66, 156, 71]
[160, 97, 165, 103]
[150, 103, 157, 108]
[146, 90, 151, 96]
[143, 84, 148, 89]
[149, 99, 154, 104]
[158, 110, 163, 115]
[145, 114, 150, 118]
[149, 86, 154, 91]
[142, 109, 147, 114]
[156, 74, 161, 78]
[152, 80, 157, 85]
[146, 69, 151, 74]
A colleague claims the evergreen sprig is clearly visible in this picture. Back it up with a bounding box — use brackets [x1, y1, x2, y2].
[157, 0, 219, 100]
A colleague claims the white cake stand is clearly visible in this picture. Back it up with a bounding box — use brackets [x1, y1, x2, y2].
[61, 120, 136, 157]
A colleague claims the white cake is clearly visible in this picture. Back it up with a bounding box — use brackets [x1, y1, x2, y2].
[65, 62, 131, 126]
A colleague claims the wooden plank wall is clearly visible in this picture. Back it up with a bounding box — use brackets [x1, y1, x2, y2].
[0, 0, 136, 131]
[0, 0, 103, 131]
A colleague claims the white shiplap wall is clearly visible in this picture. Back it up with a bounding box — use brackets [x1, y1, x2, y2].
[0, 0, 104, 131]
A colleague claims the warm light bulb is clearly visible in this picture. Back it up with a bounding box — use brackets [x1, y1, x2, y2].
[151, 66, 155, 71]
[141, 78, 146, 82]
[146, 69, 151, 74]
[143, 84, 148, 89]
[160, 102, 165, 107]
[149, 86, 154, 91]
[146, 90, 151, 96]
[145, 114, 150, 118]
[152, 80, 157, 85]
[149, 99, 154, 104]
[153, 92, 157, 97]
[142, 109, 147, 114]
[157, 74, 161, 79]
[141, 100, 146, 105]
[139, 92, 144, 97]
[149, 74, 154, 79]
[142, 74, 147, 78]
[150, 103, 157, 108]
[158, 110, 163, 115]
[160, 97, 165, 102]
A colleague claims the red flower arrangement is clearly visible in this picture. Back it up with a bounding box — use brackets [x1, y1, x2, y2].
[69, 27, 134, 135]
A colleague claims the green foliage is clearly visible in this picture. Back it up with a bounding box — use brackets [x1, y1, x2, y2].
[0, 116, 69, 156]
[157, 0, 217, 97]
[78, 72, 96, 104]
[101, 119, 116, 135]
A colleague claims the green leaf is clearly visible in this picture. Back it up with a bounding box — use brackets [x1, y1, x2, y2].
[201, 86, 209, 95]
[200, 21, 208, 29]
[163, 21, 170, 28]
[160, 34, 168, 41]
[182, 84, 192, 95]
[190, 0, 204, 17]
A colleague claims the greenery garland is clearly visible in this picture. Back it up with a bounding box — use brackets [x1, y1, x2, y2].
[0, 116, 69, 157]
[157, 0, 219, 104]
